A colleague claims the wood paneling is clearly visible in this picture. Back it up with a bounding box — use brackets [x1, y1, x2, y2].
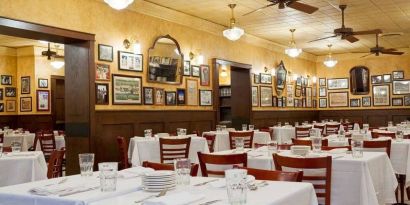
[252, 110, 318, 128]
[0, 115, 52, 131]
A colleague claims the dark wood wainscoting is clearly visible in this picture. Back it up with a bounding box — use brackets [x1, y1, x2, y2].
[0, 115, 53, 131]
[252, 110, 318, 128]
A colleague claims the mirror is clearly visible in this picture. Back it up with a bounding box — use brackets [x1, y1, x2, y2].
[148, 35, 183, 84]
[350, 66, 370, 95]
[275, 61, 287, 96]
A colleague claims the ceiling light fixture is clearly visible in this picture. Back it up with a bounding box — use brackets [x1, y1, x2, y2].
[50, 44, 64, 69]
[323, 44, 338, 68]
[223, 4, 244, 41]
[104, 0, 134, 10]
[285, 29, 302, 58]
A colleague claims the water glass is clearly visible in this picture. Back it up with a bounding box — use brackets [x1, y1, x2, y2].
[225, 169, 247, 205]
[241, 124, 247, 131]
[284, 122, 289, 126]
[144, 129, 152, 138]
[388, 121, 393, 127]
[216, 125, 222, 132]
[351, 140, 363, 158]
[221, 125, 227, 131]
[98, 162, 118, 192]
[295, 122, 299, 127]
[174, 158, 191, 186]
[267, 140, 278, 154]
[311, 136, 322, 153]
[11, 141, 21, 152]
[235, 137, 245, 151]
[79, 153, 95, 177]
[338, 129, 345, 141]
[277, 122, 282, 127]
[396, 131, 404, 142]
[248, 125, 254, 131]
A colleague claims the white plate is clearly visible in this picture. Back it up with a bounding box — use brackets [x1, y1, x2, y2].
[144, 171, 175, 177]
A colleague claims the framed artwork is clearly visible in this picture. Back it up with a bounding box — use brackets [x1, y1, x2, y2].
[327, 78, 349, 90]
[1, 75, 12, 85]
[286, 84, 294, 107]
[5, 87, 16, 97]
[272, 96, 277, 107]
[98, 44, 113, 62]
[191, 65, 200, 77]
[277, 97, 283, 107]
[200, 65, 210, 86]
[393, 71, 404, 80]
[96, 63, 110, 81]
[282, 97, 287, 107]
[392, 97, 403, 106]
[0, 103, 3, 112]
[296, 77, 302, 87]
[95, 83, 109, 105]
[21, 76, 30, 94]
[38, 78, 49, 88]
[165, 91, 176, 105]
[373, 85, 390, 106]
[319, 87, 326, 97]
[183, 61, 191, 76]
[112, 74, 142, 105]
[260, 86, 272, 107]
[275, 62, 287, 96]
[154, 88, 165, 105]
[20, 97, 32, 112]
[186, 79, 199, 105]
[305, 87, 312, 107]
[118, 51, 143, 72]
[302, 77, 308, 87]
[371, 75, 382, 84]
[383, 74, 391, 83]
[393, 80, 410, 95]
[319, 98, 327, 108]
[37, 90, 50, 111]
[0, 88, 2, 100]
[293, 99, 299, 108]
[362, 97, 371, 107]
[313, 99, 317, 108]
[328, 92, 349, 107]
[176, 89, 186, 105]
[6, 100, 16, 112]
[312, 87, 317, 97]
[302, 98, 306, 107]
[350, 99, 360, 107]
[253, 74, 260, 84]
[295, 88, 301, 97]
[404, 95, 410, 106]
[143, 87, 154, 105]
[252, 86, 259, 107]
[260, 73, 272, 84]
[199, 90, 212, 106]
[319, 78, 326, 86]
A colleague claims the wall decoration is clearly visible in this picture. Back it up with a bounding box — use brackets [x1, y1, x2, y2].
[362, 97, 371, 107]
[327, 78, 348, 90]
[186, 79, 199, 105]
[6, 100, 15, 112]
[373, 85, 390, 106]
[277, 97, 283, 107]
[293, 99, 298, 108]
[260, 73, 272, 84]
[392, 97, 403, 106]
[404, 96, 410, 106]
[161, 57, 171, 65]
[37, 90, 50, 111]
[302, 77, 308, 87]
[253, 74, 260, 84]
[350, 99, 360, 107]
[305, 87, 312, 107]
[350, 66, 370, 95]
[383, 74, 391, 83]
[191, 65, 200, 77]
[143, 87, 154, 105]
[295, 87, 301, 97]
[176, 89, 186, 105]
[20, 97, 32, 112]
[319, 98, 327, 108]
[275, 61, 287, 96]
[200, 65, 210, 86]
[319, 87, 326, 97]
[312, 87, 316, 97]
[118, 51, 143, 72]
[271, 96, 277, 107]
[95, 83, 109, 105]
[371, 75, 382, 84]
[199, 90, 212, 106]
[183, 61, 191, 76]
[328, 92, 349, 107]
[392, 80, 410, 95]
[1, 75, 12, 85]
[302, 98, 306, 107]
[296, 77, 302, 87]
[313, 99, 317, 108]
[98, 44, 113, 62]
[21, 76, 30, 94]
[165, 91, 176, 105]
[0, 88, 3, 100]
[252, 86, 259, 107]
[286, 84, 294, 107]
[260, 86, 272, 107]
[154, 88, 165, 105]
[5, 87, 16, 97]
[38, 78, 49, 88]
[112, 74, 142, 105]
[0, 103, 3, 112]
[392, 71, 404, 80]
[319, 78, 326, 86]
[96, 63, 110, 81]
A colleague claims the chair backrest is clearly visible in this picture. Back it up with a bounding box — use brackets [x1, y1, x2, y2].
[38, 130, 56, 160]
[313, 125, 325, 135]
[374, 132, 395, 139]
[239, 167, 303, 182]
[192, 130, 200, 137]
[295, 127, 310, 138]
[292, 138, 328, 147]
[273, 154, 332, 205]
[116, 136, 130, 169]
[47, 149, 65, 179]
[0, 133, 3, 143]
[325, 124, 340, 135]
[3, 146, 12, 152]
[228, 131, 254, 149]
[142, 161, 199, 176]
[277, 144, 293, 150]
[197, 152, 247, 177]
[202, 133, 216, 153]
[363, 140, 391, 158]
[159, 137, 191, 164]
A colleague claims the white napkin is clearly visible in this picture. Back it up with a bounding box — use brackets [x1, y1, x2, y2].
[209, 175, 255, 188]
[144, 191, 205, 205]
[29, 182, 99, 196]
[119, 166, 154, 178]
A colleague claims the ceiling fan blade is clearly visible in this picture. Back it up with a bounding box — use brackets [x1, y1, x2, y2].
[380, 51, 404, 55]
[360, 53, 374, 58]
[242, 3, 276, 16]
[344, 35, 359, 43]
[287, 1, 319, 14]
[308, 35, 338, 43]
[352, 29, 382, 35]
[381, 48, 397, 52]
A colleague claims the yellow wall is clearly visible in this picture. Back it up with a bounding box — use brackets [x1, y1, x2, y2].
[0, 47, 17, 115]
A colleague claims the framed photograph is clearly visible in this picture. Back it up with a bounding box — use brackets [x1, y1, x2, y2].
[296, 77, 302, 87]
[373, 85, 390, 106]
[272, 96, 277, 107]
[1, 75, 12, 85]
[313, 99, 317, 108]
[143, 87, 154, 105]
[319, 78, 326, 86]
[98, 44, 113, 62]
[404, 96, 410, 106]
[302, 98, 306, 107]
[293, 99, 299, 108]
[286, 84, 294, 107]
[252, 86, 259, 107]
[328, 92, 349, 107]
[5, 87, 16, 97]
[38, 78, 48, 88]
[260, 73, 272, 84]
[319, 98, 327, 108]
[191, 65, 200, 77]
[277, 97, 283, 107]
[20, 97, 32, 112]
[200, 65, 210, 86]
[37, 90, 50, 111]
[282, 97, 287, 107]
[305, 87, 312, 107]
[327, 78, 348, 90]
[392, 97, 403, 106]
[154, 88, 165, 105]
[260, 86, 272, 107]
[362, 97, 371, 107]
[21, 76, 30, 94]
[118, 51, 143, 72]
[371, 75, 383, 84]
[6, 100, 15, 112]
[295, 88, 301, 97]
[186, 79, 199, 105]
[112, 74, 142, 105]
[393, 71, 404, 80]
[319, 87, 326, 97]
[383, 74, 391, 83]
[165, 91, 176, 105]
[393, 80, 410, 95]
[176, 89, 186, 105]
[96, 63, 110, 81]
[0, 88, 3, 100]
[253, 74, 260, 84]
[95, 83, 109, 105]
[350, 99, 360, 107]
[183, 61, 191, 76]
[199, 90, 212, 106]
[0, 103, 3, 112]
[302, 77, 308, 87]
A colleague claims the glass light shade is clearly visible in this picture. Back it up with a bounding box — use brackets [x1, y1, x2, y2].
[133, 43, 141, 54]
[285, 47, 302, 58]
[197, 54, 204, 65]
[292, 74, 298, 81]
[104, 0, 134, 10]
[220, 71, 228, 77]
[223, 26, 244, 41]
[50, 59, 64, 69]
[312, 76, 317, 83]
[323, 55, 338, 68]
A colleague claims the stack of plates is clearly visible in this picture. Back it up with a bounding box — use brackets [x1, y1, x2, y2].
[142, 171, 176, 192]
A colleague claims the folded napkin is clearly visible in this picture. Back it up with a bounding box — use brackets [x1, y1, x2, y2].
[119, 166, 154, 178]
[144, 191, 205, 205]
[209, 175, 255, 188]
[29, 182, 99, 196]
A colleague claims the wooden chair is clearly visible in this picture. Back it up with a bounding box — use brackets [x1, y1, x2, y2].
[321, 146, 351, 151]
[202, 133, 216, 153]
[192, 130, 200, 137]
[47, 149, 65, 179]
[116, 136, 130, 170]
[159, 137, 191, 164]
[142, 161, 199, 176]
[228, 131, 254, 149]
[57, 130, 65, 136]
[295, 127, 310, 138]
[0, 133, 3, 143]
[2, 146, 12, 152]
[325, 124, 340, 135]
[292, 138, 328, 147]
[313, 125, 325, 135]
[38, 130, 56, 161]
[273, 154, 332, 205]
[237, 167, 303, 182]
[374, 132, 396, 139]
[363, 140, 392, 158]
[197, 152, 247, 177]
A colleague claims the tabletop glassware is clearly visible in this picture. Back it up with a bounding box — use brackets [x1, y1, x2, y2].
[174, 158, 191, 186]
[241, 124, 247, 131]
[225, 169, 247, 205]
[388, 121, 393, 127]
[338, 129, 345, 141]
[11, 141, 21, 152]
[235, 137, 245, 151]
[248, 125, 254, 131]
[284, 122, 289, 126]
[311, 136, 322, 153]
[221, 125, 227, 131]
[351, 140, 363, 158]
[277, 122, 281, 127]
[98, 162, 118, 192]
[295, 122, 299, 127]
[267, 140, 277, 154]
[79, 153, 95, 177]
[216, 125, 222, 132]
[144, 129, 152, 138]
[396, 131, 404, 142]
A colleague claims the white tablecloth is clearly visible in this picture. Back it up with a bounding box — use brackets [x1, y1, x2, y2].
[270, 126, 295, 144]
[202, 131, 271, 152]
[35, 135, 66, 151]
[2, 133, 65, 152]
[128, 136, 209, 166]
[0, 151, 47, 187]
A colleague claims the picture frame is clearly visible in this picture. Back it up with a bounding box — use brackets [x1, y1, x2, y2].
[383, 74, 391, 83]
[0, 103, 3, 112]
[350, 99, 361, 107]
[20, 97, 32, 112]
[186, 79, 199, 105]
[260, 86, 272, 107]
[277, 97, 283, 107]
[176, 89, 186, 105]
[112, 74, 142, 105]
[165, 91, 176, 105]
[143, 87, 154, 105]
[21, 76, 30, 94]
[362, 97, 371, 107]
[393, 71, 404, 80]
[36, 90, 50, 111]
[286, 84, 294, 107]
[319, 98, 327, 108]
[260, 73, 272, 84]
[5, 87, 16, 97]
[0, 88, 2, 100]
[272, 96, 277, 107]
[327, 78, 349, 90]
[118, 51, 143, 72]
[95, 83, 109, 105]
[373, 85, 390, 106]
[313, 99, 317, 108]
[305, 87, 312, 107]
[392, 80, 410, 95]
[98, 44, 113, 62]
[183, 61, 191, 76]
[1, 75, 12, 85]
[154, 88, 165, 105]
[302, 98, 306, 107]
[200, 65, 210, 86]
[252, 86, 259, 107]
[319, 87, 327, 97]
[191, 65, 200, 77]
[328, 92, 349, 107]
[319, 78, 326, 86]
[282, 97, 287, 107]
[95, 63, 110, 81]
[38, 78, 49, 88]
[404, 95, 410, 106]
[199, 90, 212, 106]
[392, 97, 403, 106]
[295, 88, 301, 97]
[371, 75, 383, 84]
[293, 99, 299, 108]
[296, 77, 302, 87]
[6, 100, 16, 112]
[253, 74, 260, 84]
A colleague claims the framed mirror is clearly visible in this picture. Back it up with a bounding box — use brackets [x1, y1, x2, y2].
[275, 61, 287, 96]
[148, 35, 183, 84]
[350, 66, 370, 95]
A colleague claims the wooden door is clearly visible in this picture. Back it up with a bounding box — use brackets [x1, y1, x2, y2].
[230, 66, 251, 129]
[51, 76, 65, 130]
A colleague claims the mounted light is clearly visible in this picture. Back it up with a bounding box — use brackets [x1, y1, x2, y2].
[323, 44, 338, 68]
[285, 29, 302, 58]
[104, 0, 134, 10]
[223, 4, 244, 41]
[50, 58, 64, 69]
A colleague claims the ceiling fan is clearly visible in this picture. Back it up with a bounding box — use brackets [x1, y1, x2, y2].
[309, 5, 382, 43]
[359, 34, 404, 58]
[41, 43, 64, 59]
[243, 0, 319, 16]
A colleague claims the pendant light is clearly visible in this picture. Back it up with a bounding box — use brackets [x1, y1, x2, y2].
[285, 29, 302, 58]
[323, 44, 338, 68]
[222, 4, 244, 41]
[50, 44, 64, 70]
[104, 0, 134, 10]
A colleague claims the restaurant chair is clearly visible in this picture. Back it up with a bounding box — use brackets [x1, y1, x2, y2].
[313, 125, 325, 135]
[38, 130, 57, 162]
[116, 136, 130, 170]
[236, 167, 303, 182]
[191, 130, 200, 137]
[277, 144, 293, 150]
[197, 152, 247, 177]
[2, 146, 12, 152]
[363, 140, 391, 158]
[47, 149, 65, 179]
[375, 132, 395, 139]
[0, 133, 3, 143]
[295, 127, 310, 138]
[292, 138, 328, 147]
[202, 133, 216, 153]
[325, 124, 339, 135]
[159, 137, 191, 164]
[321, 146, 351, 151]
[142, 161, 199, 176]
[273, 154, 332, 205]
[228, 131, 254, 149]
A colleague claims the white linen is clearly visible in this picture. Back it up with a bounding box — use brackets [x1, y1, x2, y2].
[202, 131, 270, 152]
[2, 133, 65, 151]
[35, 135, 66, 151]
[270, 126, 295, 144]
[144, 191, 205, 205]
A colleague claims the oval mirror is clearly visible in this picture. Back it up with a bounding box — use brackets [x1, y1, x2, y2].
[148, 35, 183, 84]
[350, 66, 370, 95]
[275, 61, 287, 96]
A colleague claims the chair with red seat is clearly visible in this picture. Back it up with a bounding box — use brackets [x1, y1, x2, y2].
[142, 161, 199, 176]
[38, 130, 56, 161]
[237, 167, 303, 182]
[159, 137, 191, 164]
[47, 149, 65, 179]
[313, 125, 325, 135]
[116, 136, 131, 170]
[295, 127, 310, 138]
[292, 138, 328, 147]
[202, 133, 216, 153]
[197, 152, 247, 177]
[325, 124, 340, 135]
[228, 131, 254, 149]
[363, 140, 391, 158]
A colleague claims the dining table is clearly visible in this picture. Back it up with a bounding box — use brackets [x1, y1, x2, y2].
[2, 132, 65, 151]
[202, 130, 271, 152]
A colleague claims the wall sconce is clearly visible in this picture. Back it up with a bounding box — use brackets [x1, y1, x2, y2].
[220, 64, 228, 77]
[312, 76, 317, 84]
[123, 38, 141, 54]
[292, 73, 298, 81]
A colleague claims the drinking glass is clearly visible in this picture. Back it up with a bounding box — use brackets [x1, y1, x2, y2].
[277, 122, 281, 127]
[216, 125, 222, 132]
[284, 122, 289, 126]
[221, 125, 227, 131]
[225, 169, 247, 205]
[98, 162, 118, 192]
[248, 125, 254, 131]
[241, 124, 247, 131]
[11, 141, 21, 152]
[311, 136, 322, 153]
[396, 131, 404, 142]
[267, 140, 277, 154]
[144, 129, 152, 138]
[235, 137, 245, 151]
[351, 140, 363, 158]
[174, 158, 191, 186]
[388, 121, 393, 127]
[79, 153, 95, 177]
[295, 122, 299, 127]
[338, 130, 345, 141]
